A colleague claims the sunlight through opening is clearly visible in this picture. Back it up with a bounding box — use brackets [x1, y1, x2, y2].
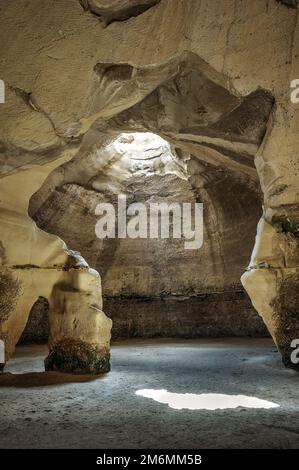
[135, 389, 279, 410]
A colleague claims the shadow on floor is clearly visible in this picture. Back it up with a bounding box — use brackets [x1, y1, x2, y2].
[0, 371, 104, 388]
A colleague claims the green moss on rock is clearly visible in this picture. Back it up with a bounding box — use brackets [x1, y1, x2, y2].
[45, 339, 110, 374]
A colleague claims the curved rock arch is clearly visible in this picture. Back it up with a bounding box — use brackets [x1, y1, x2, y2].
[0, 0, 298, 372]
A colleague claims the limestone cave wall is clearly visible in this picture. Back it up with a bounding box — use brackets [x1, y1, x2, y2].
[0, 0, 298, 371]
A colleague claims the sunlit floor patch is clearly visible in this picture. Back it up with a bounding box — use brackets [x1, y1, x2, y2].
[135, 389, 279, 410]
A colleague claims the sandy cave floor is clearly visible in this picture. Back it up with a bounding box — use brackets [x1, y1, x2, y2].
[0, 338, 299, 449]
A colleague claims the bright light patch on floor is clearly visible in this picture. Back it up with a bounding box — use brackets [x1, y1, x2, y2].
[135, 389, 279, 410]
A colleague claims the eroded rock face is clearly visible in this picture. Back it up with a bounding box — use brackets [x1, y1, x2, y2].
[0, 161, 112, 373]
[79, 0, 161, 27]
[241, 209, 299, 368]
[0, 0, 298, 370]
[45, 268, 111, 374]
[0, 271, 22, 324]
[20, 297, 49, 344]
[45, 339, 110, 374]
[277, 0, 298, 8]
[75, 53, 274, 178]
[26, 133, 265, 339]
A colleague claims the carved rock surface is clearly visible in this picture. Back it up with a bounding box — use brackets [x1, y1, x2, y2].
[0, 0, 298, 370]
[79, 0, 161, 27]
[27, 133, 265, 339]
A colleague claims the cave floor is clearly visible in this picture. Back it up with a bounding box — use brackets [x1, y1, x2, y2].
[0, 338, 299, 449]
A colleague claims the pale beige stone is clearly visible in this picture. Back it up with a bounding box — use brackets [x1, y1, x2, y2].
[0, 0, 298, 370]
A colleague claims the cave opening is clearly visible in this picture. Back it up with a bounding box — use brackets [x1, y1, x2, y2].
[20, 131, 267, 344]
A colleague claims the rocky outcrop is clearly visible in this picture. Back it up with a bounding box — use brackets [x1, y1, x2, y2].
[25, 133, 264, 339]
[20, 297, 49, 343]
[241, 4, 299, 368]
[79, 0, 161, 27]
[0, 0, 298, 370]
[75, 53, 274, 178]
